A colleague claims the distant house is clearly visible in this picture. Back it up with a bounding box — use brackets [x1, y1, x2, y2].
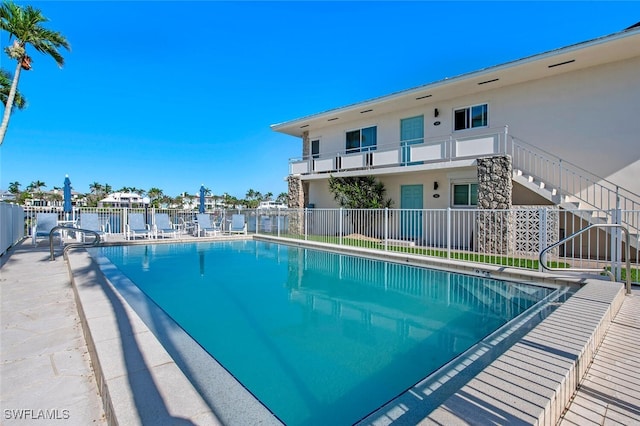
[98, 192, 145, 208]
[258, 200, 288, 210]
[272, 24, 640, 217]
[0, 190, 16, 202]
[22, 189, 84, 208]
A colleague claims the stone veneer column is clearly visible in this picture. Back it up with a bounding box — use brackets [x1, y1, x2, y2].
[288, 131, 310, 236]
[287, 175, 307, 235]
[301, 131, 310, 158]
[476, 155, 514, 254]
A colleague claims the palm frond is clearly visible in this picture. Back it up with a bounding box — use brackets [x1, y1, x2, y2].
[0, 68, 26, 109]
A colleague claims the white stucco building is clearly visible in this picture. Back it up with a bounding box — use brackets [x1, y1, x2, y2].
[272, 24, 640, 216]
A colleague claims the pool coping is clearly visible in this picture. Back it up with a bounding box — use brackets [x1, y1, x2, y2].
[66, 236, 624, 425]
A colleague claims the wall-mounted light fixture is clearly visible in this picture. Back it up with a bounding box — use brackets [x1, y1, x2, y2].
[433, 181, 439, 191]
[434, 108, 439, 118]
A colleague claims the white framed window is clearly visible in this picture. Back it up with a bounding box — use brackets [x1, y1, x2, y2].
[452, 182, 478, 206]
[346, 126, 377, 153]
[454, 103, 488, 131]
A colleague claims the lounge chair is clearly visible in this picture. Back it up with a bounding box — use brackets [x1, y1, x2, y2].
[32, 213, 61, 245]
[196, 213, 221, 237]
[153, 213, 179, 239]
[126, 213, 151, 240]
[229, 214, 247, 235]
[78, 213, 110, 242]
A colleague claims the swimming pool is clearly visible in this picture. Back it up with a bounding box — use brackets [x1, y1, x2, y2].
[95, 240, 563, 425]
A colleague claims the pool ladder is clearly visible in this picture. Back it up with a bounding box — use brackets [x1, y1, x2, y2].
[49, 224, 102, 261]
[539, 223, 632, 295]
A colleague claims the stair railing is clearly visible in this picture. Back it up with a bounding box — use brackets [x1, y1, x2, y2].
[539, 223, 631, 295]
[509, 133, 640, 231]
[49, 225, 102, 261]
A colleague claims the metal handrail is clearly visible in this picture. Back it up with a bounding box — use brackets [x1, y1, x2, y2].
[289, 127, 507, 164]
[539, 223, 632, 295]
[49, 225, 102, 261]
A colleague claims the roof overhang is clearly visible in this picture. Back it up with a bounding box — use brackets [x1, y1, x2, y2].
[271, 26, 640, 138]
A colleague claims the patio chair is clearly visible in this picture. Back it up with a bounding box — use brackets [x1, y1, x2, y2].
[32, 213, 62, 246]
[229, 214, 247, 235]
[153, 213, 179, 239]
[78, 213, 110, 242]
[177, 217, 195, 236]
[126, 213, 151, 240]
[196, 213, 221, 237]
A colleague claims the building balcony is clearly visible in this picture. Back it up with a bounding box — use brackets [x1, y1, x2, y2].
[289, 127, 510, 178]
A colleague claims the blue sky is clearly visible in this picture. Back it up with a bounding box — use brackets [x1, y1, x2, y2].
[1, 1, 638, 198]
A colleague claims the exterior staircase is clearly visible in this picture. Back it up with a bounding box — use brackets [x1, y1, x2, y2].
[509, 136, 640, 249]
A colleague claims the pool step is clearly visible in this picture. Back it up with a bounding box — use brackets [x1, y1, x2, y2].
[360, 279, 625, 425]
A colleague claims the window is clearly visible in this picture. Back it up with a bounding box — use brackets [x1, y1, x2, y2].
[346, 126, 377, 153]
[311, 139, 320, 159]
[453, 183, 478, 206]
[454, 104, 488, 131]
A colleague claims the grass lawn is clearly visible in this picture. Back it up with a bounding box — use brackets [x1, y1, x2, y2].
[277, 233, 575, 271]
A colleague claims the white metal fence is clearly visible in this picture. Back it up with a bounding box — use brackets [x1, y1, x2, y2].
[17, 205, 640, 282]
[289, 207, 639, 283]
[0, 203, 24, 255]
[21, 206, 292, 237]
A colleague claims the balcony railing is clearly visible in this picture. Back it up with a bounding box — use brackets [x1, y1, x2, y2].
[289, 127, 509, 175]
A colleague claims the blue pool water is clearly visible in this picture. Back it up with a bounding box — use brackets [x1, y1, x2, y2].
[97, 241, 555, 425]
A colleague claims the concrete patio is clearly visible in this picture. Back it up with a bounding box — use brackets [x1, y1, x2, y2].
[1, 237, 639, 425]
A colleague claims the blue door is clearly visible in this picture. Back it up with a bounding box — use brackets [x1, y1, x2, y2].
[401, 185, 423, 240]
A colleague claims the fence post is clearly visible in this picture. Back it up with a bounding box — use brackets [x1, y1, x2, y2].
[384, 208, 389, 251]
[539, 208, 547, 272]
[304, 208, 308, 241]
[447, 207, 452, 259]
[612, 206, 622, 281]
[256, 210, 260, 235]
[339, 208, 343, 246]
[122, 208, 128, 237]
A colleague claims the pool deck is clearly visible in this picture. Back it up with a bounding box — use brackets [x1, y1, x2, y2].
[1, 236, 639, 425]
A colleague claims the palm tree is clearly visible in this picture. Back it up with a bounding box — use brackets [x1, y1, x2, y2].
[147, 187, 163, 207]
[89, 182, 103, 195]
[0, 69, 25, 110]
[0, 1, 70, 145]
[276, 192, 289, 205]
[8, 180, 20, 194]
[223, 193, 239, 209]
[27, 179, 45, 193]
